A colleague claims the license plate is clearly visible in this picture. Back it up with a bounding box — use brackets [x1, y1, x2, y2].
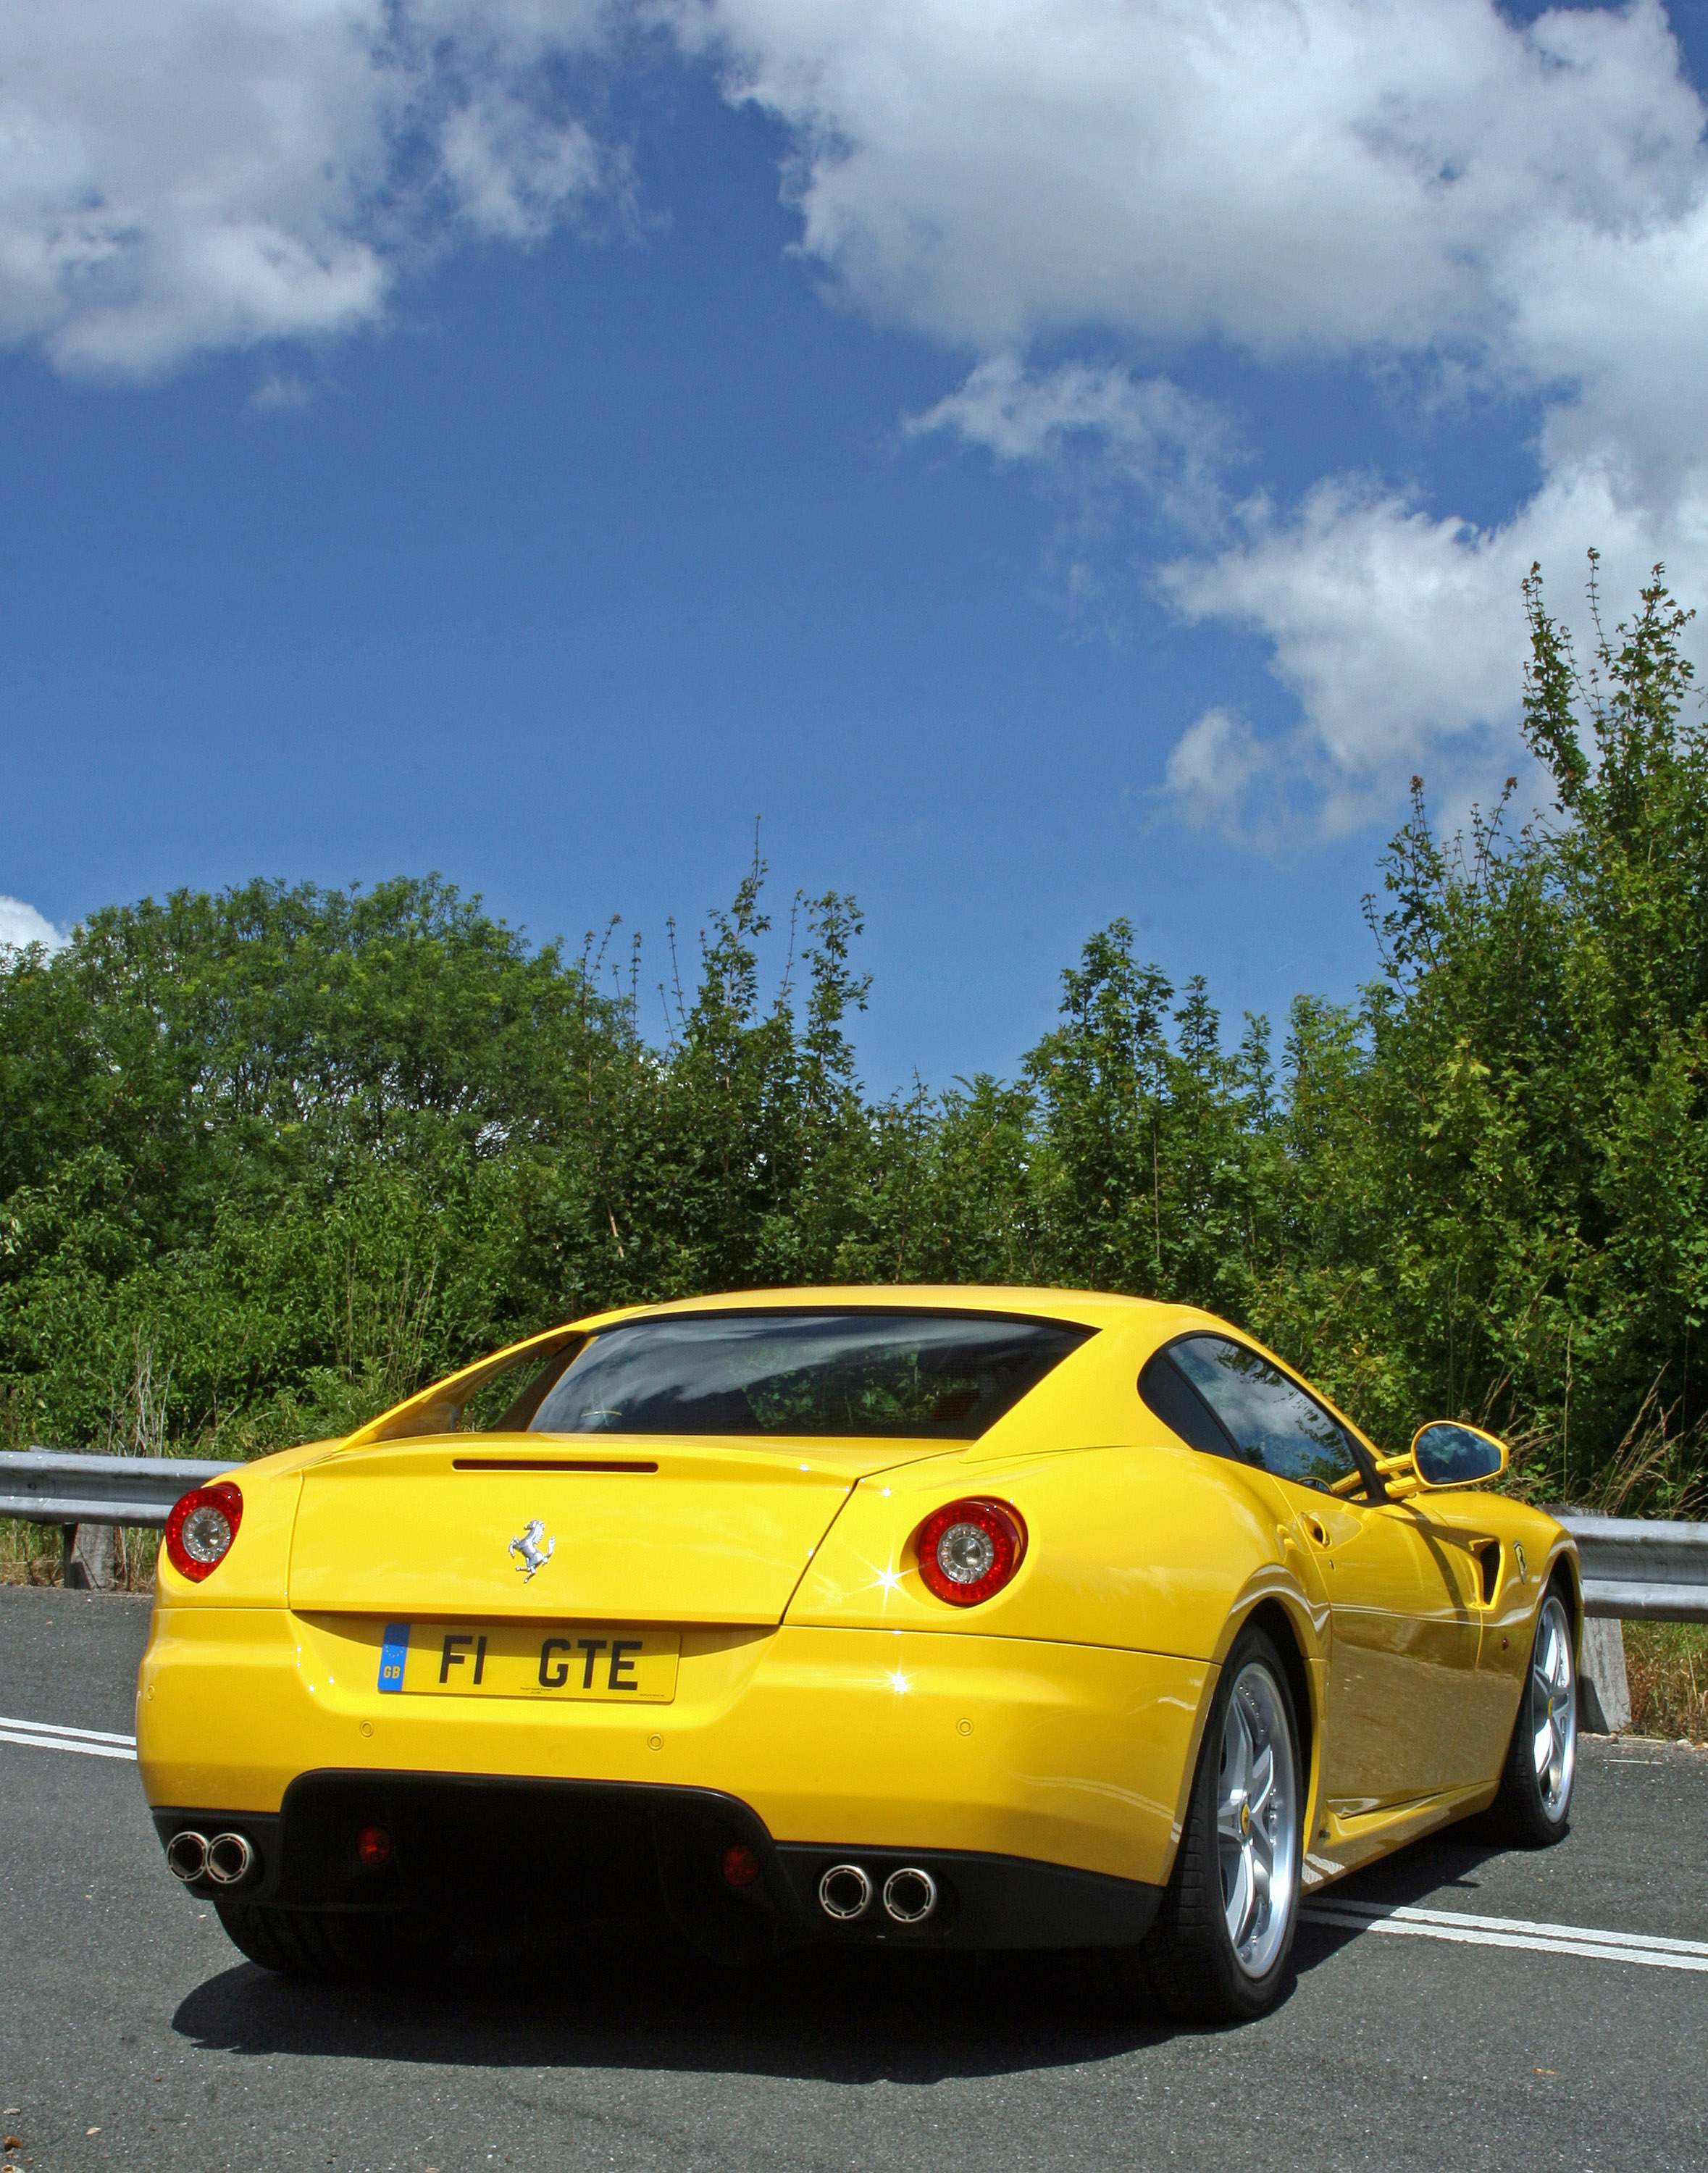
[377, 1622, 679, 1702]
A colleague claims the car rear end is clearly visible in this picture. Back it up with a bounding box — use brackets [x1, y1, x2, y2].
[136, 1296, 1219, 1963]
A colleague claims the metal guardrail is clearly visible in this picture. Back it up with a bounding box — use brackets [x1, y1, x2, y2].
[1, 1453, 1704, 1623]
[1552, 1511, 1708, 1624]
[0, 1447, 238, 1530]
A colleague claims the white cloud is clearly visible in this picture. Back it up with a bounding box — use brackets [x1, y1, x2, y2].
[435, 86, 605, 246]
[1163, 707, 1280, 836]
[1159, 457, 1690, 837]
[1161, 484, 1528, 836]
[907, 353, 1232, 535]
[0, 1, 612, 376]
[684, 0, 1708, 834]
[4, 0, 1708, 834]
[0, 896, 67, 954]
[687, 0, 1704, 357]
[249, 372, 314, 411]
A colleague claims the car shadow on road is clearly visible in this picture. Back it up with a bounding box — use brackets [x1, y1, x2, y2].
[172, 1935, 1211, 2084]
[172, 1821, 1536, 2079]
[1324, 1810, 1523, 1909]
[1289, 1812, 1532, 1972]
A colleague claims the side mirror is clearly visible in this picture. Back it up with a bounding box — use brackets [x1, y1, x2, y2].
[1410, 1420, 1508, 1491]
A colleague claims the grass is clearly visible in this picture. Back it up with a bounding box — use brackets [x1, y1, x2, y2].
[1625, 1620, 1708, 1743]
[0, 1517, 159, 1591]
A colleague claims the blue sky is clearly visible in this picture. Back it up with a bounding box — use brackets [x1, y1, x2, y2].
[5, 3, 1708, 1092]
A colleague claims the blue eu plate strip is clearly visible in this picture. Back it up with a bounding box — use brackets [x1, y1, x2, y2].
[377, 1622, 410, 1693]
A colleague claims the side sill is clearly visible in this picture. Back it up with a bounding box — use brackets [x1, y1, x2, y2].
[1304, 1780, 1501, 1890]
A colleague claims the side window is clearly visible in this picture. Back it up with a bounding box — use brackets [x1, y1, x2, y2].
[1138, 1348, 1236, 1459]
[1166, 1335, 1363, 1494]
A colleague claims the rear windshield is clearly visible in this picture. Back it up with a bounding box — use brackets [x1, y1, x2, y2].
[522, 1309, 1092, 1441]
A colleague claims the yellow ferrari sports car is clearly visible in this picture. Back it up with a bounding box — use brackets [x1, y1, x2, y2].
[138, 1288, 1580, 2019]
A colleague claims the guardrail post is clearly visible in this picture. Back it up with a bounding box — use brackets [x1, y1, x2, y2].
[62, 1520, 116, 1591]
[60, 1523, 80, 1588]
[1578, 1616, 1631, 1733]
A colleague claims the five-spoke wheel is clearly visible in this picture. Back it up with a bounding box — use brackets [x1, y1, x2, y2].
[1103, 1623, 1304, 2020]
[1528, 1591, 1577, 1819]
[1495, 1581, 1578, 1846]
[1215, 1659, 1299, 1980]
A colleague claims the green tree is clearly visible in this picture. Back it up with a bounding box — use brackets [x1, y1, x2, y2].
[8, 557, 1708, 1518]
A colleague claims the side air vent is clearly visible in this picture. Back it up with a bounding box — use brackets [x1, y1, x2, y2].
[1473, 1541, 1501, 1605]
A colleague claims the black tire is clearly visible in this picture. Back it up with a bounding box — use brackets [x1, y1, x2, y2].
[1491, 1580, 1577, 1848]
[1088, 1623, 1304, 2023]
[214, 1901, 444, 1983]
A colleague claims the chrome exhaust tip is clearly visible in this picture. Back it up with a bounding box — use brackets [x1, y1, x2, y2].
[818, 1863, 873, 1920]
[166, 1830, 208, 1883]
[882, 1867, 938, 1925]
[204, 1832, 255, 1887]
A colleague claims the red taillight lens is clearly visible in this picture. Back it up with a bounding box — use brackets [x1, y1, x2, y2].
[914, 1498, 1027, 1607]
[721, 1844, 760, 1889]
[164, 1481, 243, 1582]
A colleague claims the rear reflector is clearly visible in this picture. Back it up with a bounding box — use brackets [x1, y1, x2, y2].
[720, 1844, 760, 1889]
[356, 1824, 393, 1868]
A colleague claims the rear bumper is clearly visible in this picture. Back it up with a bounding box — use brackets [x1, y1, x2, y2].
[149, 1771, 1163, 1953]
[138, 1607, 1210, 1902]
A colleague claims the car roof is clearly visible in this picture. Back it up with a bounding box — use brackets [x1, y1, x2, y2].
[565, 1286, 1208, 1336]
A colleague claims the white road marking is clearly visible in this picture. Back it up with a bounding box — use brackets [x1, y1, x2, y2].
[0, 1730, 136, 1761]
[0, 1715, 138, 1762]
[1302, 1898, 1708, 1973]
[0, 1714, 135, 1744]
[1, 1713, 1699, 1975]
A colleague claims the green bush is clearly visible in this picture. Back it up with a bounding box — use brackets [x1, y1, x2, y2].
[4, 558, 1707, 1514]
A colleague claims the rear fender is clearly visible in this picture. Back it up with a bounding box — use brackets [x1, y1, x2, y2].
[789, 1441, 1306, 1659]
[152, 1448, 328, 1609]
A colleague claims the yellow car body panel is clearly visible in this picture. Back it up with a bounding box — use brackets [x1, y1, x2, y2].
[287, 1441, 895, 1625]
[139, 1605, 1211, 1887]
[137, 1284, 1578, 1943]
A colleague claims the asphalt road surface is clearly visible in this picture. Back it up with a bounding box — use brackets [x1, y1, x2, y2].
[2, 1584, 1705, 2173]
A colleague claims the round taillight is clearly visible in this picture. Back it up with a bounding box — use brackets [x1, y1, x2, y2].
[914, 1498, 1027, 1607]
[164, 1481, 243, 1583]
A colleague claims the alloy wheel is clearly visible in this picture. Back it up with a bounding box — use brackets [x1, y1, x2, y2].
[1530, 1592, 1577, 1820]
[1215, 1659, 1298, 1978]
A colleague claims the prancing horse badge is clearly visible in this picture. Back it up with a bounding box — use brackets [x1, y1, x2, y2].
[509, 1519, 556, 1581]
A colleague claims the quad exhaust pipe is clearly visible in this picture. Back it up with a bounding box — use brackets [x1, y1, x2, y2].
[206, 1831, 256, 1885]
[166, 1830, 206, 1882]
[882, 1867, 938, 1925]
[817, 1863, 938, 1925]
[167, 1829, 255, 1887]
